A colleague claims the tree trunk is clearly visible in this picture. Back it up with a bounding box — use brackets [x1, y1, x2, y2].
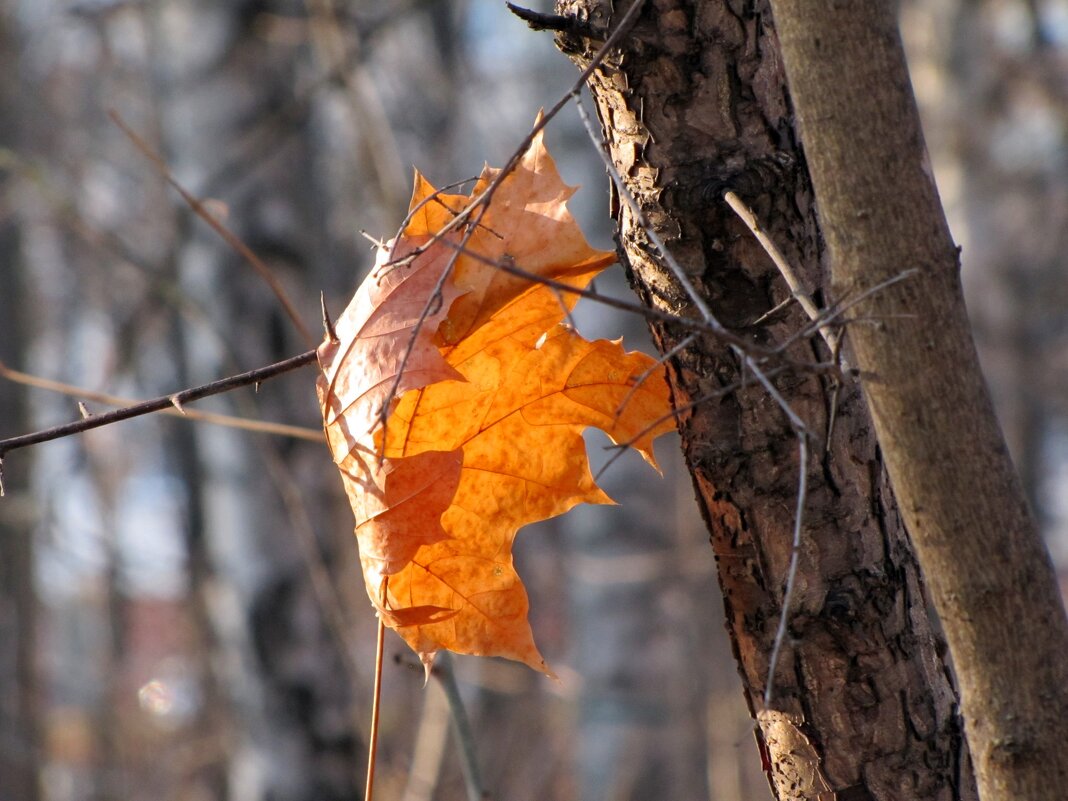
[0, 9, 41, 799]
[549, 1, 976, 798]
[0, 179, 42, 801]
[769, 3, 1068, 799]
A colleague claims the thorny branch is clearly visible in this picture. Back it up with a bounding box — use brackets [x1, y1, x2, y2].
[0, 349, 318, 496]
[0, 360, 323, 443]
[370, 0, 650, 459]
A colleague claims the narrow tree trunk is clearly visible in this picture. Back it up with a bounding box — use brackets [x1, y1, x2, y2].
[548, 1, 976, 798]
[769, 3, 1068, 799]
[0, 205, 41, 801]
[0, 9, 41, 798]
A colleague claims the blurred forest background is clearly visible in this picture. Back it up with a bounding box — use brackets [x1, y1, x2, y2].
[0, 2, 1066, 801]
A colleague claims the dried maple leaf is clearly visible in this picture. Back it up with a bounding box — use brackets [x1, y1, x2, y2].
[317, 236, 468, 578]
[318, 128, 676, 674]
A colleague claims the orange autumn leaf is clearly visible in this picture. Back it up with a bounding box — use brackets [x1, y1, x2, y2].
[317, 235, 468, 577]
[317, 126, 676, 674]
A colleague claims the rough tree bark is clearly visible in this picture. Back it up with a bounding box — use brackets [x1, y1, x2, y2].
[770, 3, 1068, 800]
[542, 1, 978, 799]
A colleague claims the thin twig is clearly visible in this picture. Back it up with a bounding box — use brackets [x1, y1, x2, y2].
[614, 333, 695, 417]
[365, 618, 386, 801]
[721, 182, 838, 703]
[0, 360, 323, 443]
[724, 190, 840, 356]
[550, 285, 579, 331]
[824, 336, 844, 452]
[371, 3, 650, 456]
[373, 206, 487, 464]
[369, 176, 481, 286]
[775, 269, 919, 355]
[377, 0, 650, 285]
[440, 237, 770, 355]
[574, 98, 808, 428]
[595, 360, 837, 480]
[714, 196, 914, 700]
[433, 653, 485, 801]
[748, 296, 793, 328]
[765, 433, 809, 707]
[0, 350, 318, 496]
[403, 677, 451, 801]
[108, 110, 314, 347]
[574, 97, 722, 333]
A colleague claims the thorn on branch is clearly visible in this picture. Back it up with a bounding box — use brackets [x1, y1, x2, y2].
[78, 402, 91, 419]
[359, 230, 388, 251]
[0, 349, 319, 488]
[321, 291, 340, 344]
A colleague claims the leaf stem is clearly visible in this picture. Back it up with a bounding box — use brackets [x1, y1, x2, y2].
[365, 618, 386, 801]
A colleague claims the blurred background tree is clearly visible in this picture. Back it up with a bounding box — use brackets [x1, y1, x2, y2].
[0, 1, 1065, 800]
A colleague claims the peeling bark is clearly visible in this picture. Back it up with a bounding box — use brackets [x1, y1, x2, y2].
[549, 2, 977, 798]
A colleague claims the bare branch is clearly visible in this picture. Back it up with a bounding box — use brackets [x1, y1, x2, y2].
[614, 333, 696, 417]
[595, 361, 837, 481]
[0, 350, 319, 496]
[774, 268, 919, 355]
[440, 236, 773, 355]
[432, 654, 485, 801]
[574, 97, 724, 334]
[765, 433, 809, 707]
[0, 360, 324, 443]
[109, 110, 314, 347]
[370, 2, 651, 458]
[724, 190, 840, 356]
